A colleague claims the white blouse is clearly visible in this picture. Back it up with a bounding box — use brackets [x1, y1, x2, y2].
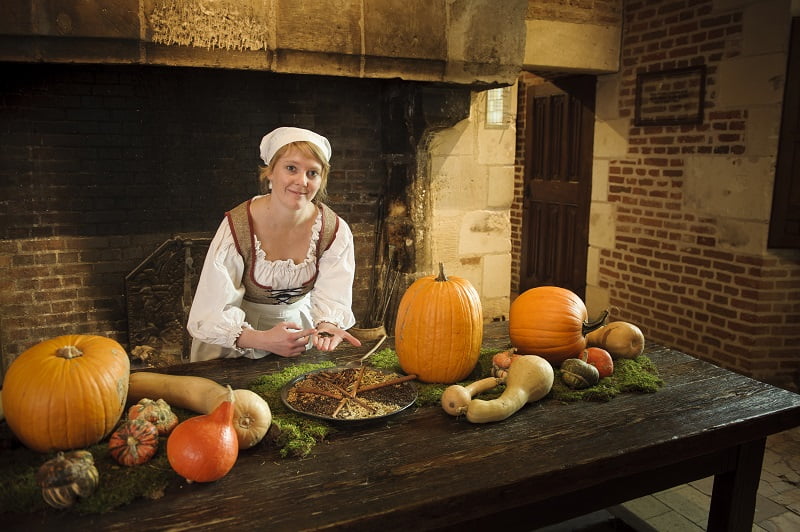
[186, 197, 357, 353]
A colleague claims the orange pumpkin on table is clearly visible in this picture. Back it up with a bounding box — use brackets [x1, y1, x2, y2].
[2, 335, 130, 453]
[509, 286, 606, 365]
[394, 263, 483, 384]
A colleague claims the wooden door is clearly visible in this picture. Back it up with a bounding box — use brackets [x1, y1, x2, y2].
[768, 17, 800, 248]
[520, 75, 596, 299]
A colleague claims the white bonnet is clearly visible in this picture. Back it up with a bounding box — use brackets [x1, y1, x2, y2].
[259, 127, 332, 166]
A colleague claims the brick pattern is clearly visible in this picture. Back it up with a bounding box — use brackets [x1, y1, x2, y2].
[603, 0, 800, 385]
[510, 71, 540, 298]
[0, 63, 385, 370]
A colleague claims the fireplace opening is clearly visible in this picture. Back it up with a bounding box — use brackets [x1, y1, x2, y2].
[0, 61, 478, 371]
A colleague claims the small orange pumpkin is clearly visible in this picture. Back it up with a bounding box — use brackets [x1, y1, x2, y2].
[509, 286, 606, 365]
[167, 386, 238, 483]
[109, 419, 159, 466]
[1, 335, 130, 453]
[394, 263, 483, 384]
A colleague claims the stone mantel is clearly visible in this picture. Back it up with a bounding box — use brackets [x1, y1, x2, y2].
[0, 0, 529, 87]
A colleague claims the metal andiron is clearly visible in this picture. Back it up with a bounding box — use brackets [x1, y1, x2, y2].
[125, 234, 211, 367]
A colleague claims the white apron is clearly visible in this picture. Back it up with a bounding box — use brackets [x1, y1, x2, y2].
[190, 294, 314, 362]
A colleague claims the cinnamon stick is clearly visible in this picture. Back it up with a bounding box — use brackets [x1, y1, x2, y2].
[333, 365, 368, 417]
[310, 375, 376, 412]
[351, 365, 366, 395]
[358, 374, 418, 392]
[331, 398, 348, 418]
[294, 387, 342, 400]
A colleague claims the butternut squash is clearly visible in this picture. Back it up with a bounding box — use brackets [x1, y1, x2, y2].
[465, 355, 554, 423]
[585, 321, 645, 359]
[128, 372, 271, 450]
[441, 377, 504, 416]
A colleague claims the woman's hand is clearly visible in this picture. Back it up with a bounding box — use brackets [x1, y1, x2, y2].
[237, 322, 316, 358]
[312, 322, 362, 352]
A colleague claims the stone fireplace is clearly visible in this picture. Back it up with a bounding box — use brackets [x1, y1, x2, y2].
[0, 0, 528, 371]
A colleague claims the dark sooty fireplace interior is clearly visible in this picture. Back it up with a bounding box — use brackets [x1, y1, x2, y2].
[1, 62, 472, 366]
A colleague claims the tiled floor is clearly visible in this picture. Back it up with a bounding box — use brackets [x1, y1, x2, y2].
[536, 425, 800, 531]
[612, 425, 800, 531]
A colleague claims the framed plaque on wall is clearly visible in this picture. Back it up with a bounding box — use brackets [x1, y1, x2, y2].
[634, 65, 706, 126]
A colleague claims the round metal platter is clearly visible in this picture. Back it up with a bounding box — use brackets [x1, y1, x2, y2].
[280, 367, 417, 423]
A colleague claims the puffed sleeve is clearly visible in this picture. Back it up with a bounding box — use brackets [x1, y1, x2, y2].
[310, 216, 357, 329]
[186, 219, 250, 348]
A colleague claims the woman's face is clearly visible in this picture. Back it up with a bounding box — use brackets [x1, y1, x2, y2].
[266, 145, 324, 210]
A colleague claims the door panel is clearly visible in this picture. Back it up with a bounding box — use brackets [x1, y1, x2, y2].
[520, 76, 595, 299]
[768, 18, 800, 248]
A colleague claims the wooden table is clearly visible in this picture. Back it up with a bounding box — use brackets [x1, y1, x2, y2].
[6, 322, 800, 531]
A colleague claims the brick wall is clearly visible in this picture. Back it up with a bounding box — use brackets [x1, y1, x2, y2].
[0, 63, 386, 372]
[600, 0, 800, 387]
[514, 1, 799, 389]
[510, 71, 539, 298]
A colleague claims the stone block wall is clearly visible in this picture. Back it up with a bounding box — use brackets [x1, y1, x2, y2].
[425, 88, 517, 321]
[587, 0, 800, 387]
[524, 0, 622, 73]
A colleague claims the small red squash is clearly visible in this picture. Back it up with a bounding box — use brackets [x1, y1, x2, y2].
[109, 419, 159, 466]
[509, 286, 606, 365]
[394, 263, 483, 384]
[580, 347, 614, 378]
[167, 386, 238, 483]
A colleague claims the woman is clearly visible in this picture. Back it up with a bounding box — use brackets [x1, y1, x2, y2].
[187, 126, 361, 361]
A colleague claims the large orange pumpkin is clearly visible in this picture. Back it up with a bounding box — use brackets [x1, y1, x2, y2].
[394, 263, 483, 384]
[2, 335, 130, 453]
[509, 286, 606, 365]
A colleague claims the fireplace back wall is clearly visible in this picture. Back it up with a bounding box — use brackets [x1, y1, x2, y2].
[0, 62, 388, 369]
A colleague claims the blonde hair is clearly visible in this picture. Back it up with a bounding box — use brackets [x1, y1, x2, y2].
[258, 141, 331, 202]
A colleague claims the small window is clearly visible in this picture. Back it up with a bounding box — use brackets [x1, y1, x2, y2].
[486, 87, 510, 127]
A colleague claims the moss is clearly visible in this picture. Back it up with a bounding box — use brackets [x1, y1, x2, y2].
[248, 361, 337, 458]
[550, 355, 664, 403]
[0, 444, 48, 513]
[270, 415, 333, 458]
[249, 361, 336, 408]
[366, 348, 403, 373]
[616, 355, 663, 393]
[72, 445, 173, 514]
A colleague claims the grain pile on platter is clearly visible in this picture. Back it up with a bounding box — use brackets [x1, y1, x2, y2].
[284, 367, 417, 420]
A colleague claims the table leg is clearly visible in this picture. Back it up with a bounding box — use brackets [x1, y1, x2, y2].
[706, 438, 766, 532]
